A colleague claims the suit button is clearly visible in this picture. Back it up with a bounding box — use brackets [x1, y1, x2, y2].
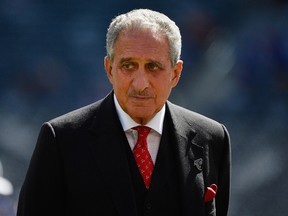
[145, 202, 152, 210]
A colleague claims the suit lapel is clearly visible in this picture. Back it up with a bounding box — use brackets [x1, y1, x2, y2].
[166, 102, 205, 216]
[87, 93, 137, 216]
[83, 95, 206, 215]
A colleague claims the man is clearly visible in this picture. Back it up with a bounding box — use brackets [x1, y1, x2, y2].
[17, 9, 231, 216]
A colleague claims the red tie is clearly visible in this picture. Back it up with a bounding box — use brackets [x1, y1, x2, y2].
[133, 126, 154, 189]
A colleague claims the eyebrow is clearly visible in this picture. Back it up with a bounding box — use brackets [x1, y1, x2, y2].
[119, 57, 163, 66]
[119, 57, 133, 64]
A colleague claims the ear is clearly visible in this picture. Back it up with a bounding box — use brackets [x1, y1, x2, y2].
[171, 60, 183, 88]
[104, 56, 113, 83]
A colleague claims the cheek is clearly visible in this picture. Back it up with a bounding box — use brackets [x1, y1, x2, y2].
[158, 77, 173, 92]
[112, 74, 130, 93]
[154, 81, 173, 102]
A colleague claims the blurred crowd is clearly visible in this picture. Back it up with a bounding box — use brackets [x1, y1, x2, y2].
[0, 0, 287, 215]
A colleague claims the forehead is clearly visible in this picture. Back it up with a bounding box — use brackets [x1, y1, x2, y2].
[113, 28, 170, 62]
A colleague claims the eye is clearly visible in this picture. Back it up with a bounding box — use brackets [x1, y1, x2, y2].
[147, 62, 162, 71]
[121, 62, 135, 71]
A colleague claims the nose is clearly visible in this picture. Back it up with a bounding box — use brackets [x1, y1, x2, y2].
[132, 69, 149, 91]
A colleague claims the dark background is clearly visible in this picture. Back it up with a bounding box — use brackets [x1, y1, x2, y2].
[1, 0, 288, 215]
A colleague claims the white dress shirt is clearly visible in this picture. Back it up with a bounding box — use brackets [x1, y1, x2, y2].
[113, 94, 165, 164]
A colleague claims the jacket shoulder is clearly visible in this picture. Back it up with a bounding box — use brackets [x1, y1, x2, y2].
[167, 101, 227, 139]
[48, 98, 104, 130]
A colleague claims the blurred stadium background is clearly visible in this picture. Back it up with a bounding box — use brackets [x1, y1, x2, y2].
[0, 0, 287, 215]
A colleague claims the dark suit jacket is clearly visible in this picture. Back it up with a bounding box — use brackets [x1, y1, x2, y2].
[17, 92, 231, 216]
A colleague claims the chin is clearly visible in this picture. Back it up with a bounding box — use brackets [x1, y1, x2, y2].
[129, 110, 154, 124]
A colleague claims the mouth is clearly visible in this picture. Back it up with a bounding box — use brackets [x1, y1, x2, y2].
[131, 95, 152, 101]
[128, 93, 156, 104]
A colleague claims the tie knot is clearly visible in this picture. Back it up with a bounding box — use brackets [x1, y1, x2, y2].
[133, 126, 151, 140]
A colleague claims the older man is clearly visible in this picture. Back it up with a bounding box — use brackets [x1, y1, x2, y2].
[17, 9, 231, 216]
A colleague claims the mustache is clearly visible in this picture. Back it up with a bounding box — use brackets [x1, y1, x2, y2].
[128, 90, 155, 98]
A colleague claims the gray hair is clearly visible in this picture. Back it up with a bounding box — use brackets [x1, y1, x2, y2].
[106, 9, 182, 66]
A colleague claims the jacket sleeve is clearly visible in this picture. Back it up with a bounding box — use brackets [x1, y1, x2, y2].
[17, 122, 65, 216]
[215, 125, 231, 216]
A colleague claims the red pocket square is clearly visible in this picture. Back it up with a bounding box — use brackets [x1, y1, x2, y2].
[204, 184, 218, 202]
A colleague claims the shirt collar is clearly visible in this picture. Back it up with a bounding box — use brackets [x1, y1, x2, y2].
[114, 94, 165, 135]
